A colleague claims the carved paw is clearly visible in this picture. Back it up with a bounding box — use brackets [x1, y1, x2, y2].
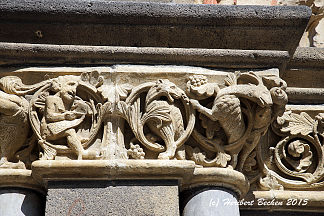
[158, 152, 172, 160]
[0, 161, 25, 169]
[190, 99, 200, 109]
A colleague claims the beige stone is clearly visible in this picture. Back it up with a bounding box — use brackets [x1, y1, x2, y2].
[0, 65, 286, 199]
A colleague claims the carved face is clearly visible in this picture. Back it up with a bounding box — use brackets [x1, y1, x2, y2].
[52, 76, 79, 103]
[60, 80, 78, 102]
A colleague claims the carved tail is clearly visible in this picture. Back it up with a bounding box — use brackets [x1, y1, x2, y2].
[0, 76, 51, 95]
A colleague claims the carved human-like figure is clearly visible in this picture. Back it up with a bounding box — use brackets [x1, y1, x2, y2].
[40, 76, 90, 160]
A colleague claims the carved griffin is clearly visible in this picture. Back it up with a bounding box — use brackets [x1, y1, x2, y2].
[187, 72, 287, 170]
[118, 79, 195, 160]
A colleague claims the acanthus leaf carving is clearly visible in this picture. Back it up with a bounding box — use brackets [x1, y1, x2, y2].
[280, 111, 316, 135]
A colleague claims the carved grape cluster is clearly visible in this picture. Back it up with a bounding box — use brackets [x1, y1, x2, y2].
[188, 75, 208, 87]
[127, 143, 145, 160]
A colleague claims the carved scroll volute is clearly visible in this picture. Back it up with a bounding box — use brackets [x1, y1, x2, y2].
[187, 72, 288, 174]
[260, 111, 324, 190]
[117, 79, 195, 160]
[29, 72, 110, 161]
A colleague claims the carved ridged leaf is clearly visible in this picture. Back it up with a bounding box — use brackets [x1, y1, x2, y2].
[117, 84, 133, 100]
[224, 73, 237, 86]
[118, 101, 141, 133]
[215, 152, 231, 168]
[281, 112, 315, 135]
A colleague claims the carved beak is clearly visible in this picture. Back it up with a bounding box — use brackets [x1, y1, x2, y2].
[258, 94, 273, 107]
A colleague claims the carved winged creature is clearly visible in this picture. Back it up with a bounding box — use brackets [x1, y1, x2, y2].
[189, 72, 287, 169]
[144, 79, 188, 159]
[0, 76, 49, 168]
[118, 79, 195, 160]
[190, 72, 272, 145]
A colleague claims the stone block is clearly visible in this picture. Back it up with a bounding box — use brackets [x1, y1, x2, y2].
[46, 180, 179, 216]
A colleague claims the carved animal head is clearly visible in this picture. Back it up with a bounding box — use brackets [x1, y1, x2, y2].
[256, 86, 273, 107]
[217, 83, 273, 107]
[0, 76, 24, 94]
[234, 72, 273, 107]
[146, 79, 185, 105]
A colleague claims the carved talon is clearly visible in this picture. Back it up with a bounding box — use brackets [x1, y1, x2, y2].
[158, 152, 172, 160]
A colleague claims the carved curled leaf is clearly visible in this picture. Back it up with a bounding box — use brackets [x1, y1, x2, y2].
[259, 172, 284, 190]
[276, 111, 291, 126]
[117, 84, 133, 100]
[117, 100, 165, 152]
[117, 101, 141, 133]
[81, 71, 104, 88]
[224, 73, 237, 86]
[280, 112, 315, 135]
[186, 146, 231, 168]
[215, 152, 231, 167]
[297, 145, 312, 171]
[286, 140, 313, 172]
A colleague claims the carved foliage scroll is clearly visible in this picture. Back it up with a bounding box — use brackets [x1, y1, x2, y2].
[260, 111, 324, 190]
[0, 69, 287, 182]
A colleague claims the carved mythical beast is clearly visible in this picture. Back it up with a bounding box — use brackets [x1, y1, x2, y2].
[188, 72, 287, 169]
[0, 76, 49, 168]
[118, 79, 195, 160]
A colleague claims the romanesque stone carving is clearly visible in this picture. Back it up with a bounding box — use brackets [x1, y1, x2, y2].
[0, 76, 50, 169]
[29, 72, 110, 160]
[187, 72, 288, 171]
[117, 79, 195, 160]
[260, 111, 324, 190]
[0, 68, 288, 179]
